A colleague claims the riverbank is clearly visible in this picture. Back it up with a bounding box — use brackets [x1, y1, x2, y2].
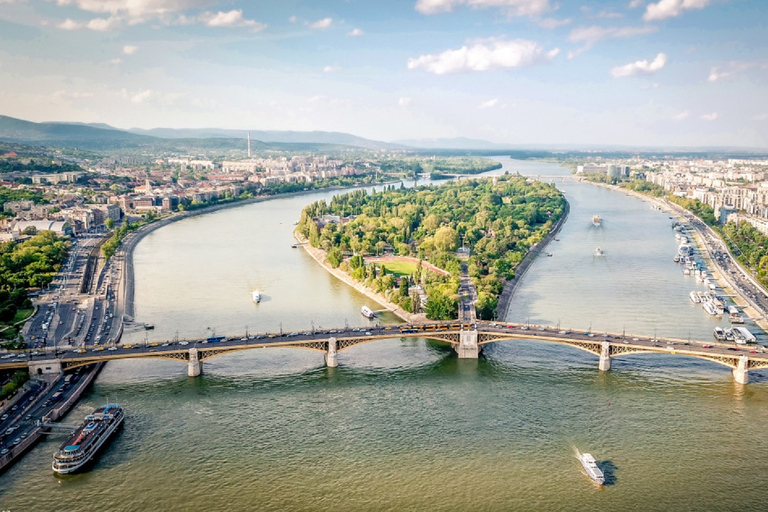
[294, 233, 427, 325]
[496, 199, 570, 320]
[586, 179, 768, 335]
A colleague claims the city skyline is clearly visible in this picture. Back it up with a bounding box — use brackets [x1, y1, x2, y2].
[0, 0, 766, 147]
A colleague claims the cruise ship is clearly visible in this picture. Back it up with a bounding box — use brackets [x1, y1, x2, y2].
[592, 215, 602, 227]
[52, 404, 124, 474]
[361, 306, 376, 319]
[579, 452, 605, 485]
[252, 290, 261, 303]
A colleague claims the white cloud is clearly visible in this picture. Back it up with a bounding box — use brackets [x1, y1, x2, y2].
[640, 82, 659, 89]
[753, 113, 768, 121]
[628, 0, 645, 7]
[200, 10, 266, 31]
[56, 16, 121, 31]
[131, 89, 153, 103]
[323, 65, 340, 73]
[708, 61, 768, 82]
[671, 110, 690, 121]
[309, 17, 333, 29]
[109, 58, 122, 64]
[123, 45, 138, 55]
[415, 0, 552, 17]
[568, 25, 658, 47]
[538, 17, 571, 29]
[57, 18, 81, 30]
[408, 38, 559, 74]
[52, 0, 213, 23]
[348, 28, 364, 36]
[478, 98, 499, 109]
[700, 112, 718, 121]
[610, 52, 667, 77]
[644, 0, 709, 21]
[288, 15, 297, 23]
[398, 97, 412, 107]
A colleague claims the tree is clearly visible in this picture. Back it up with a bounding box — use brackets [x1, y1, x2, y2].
[105, 218, 115, 230]
[434, 226, 458, 252]
[327, 248, 342, 268]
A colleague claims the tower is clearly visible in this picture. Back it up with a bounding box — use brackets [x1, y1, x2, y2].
[247, 131, 252, 158]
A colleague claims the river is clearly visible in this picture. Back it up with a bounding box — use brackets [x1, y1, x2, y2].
[2, 159, 768, 511]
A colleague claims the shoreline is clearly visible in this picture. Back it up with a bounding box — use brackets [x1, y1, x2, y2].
[115, 184, 389, 325]
[294, 233, 427, 325]
[587, 179, 768, 335]
[496, 199, 571, 321]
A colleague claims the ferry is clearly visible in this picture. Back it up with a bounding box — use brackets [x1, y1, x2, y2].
[52, 404, 124, 474]
[579, 452, 605, 485]
[733, 326, 757, 344]
[594, 247, 604, 257]
[252, 290, 261, 303]
[361, 306, 376, 319]
[689, 291, 701, 304]
[702, 301, 719, 316]
[592, 215, 602, 227]
[728, 306, 744, 324]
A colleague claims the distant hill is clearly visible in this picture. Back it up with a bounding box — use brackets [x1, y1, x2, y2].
[0, 115, 155, 150]
[0, 115, 404, 151]
[128, 127, 402, 150]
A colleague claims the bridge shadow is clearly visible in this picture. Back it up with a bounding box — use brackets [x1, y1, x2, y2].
[598, 459, 618, 486]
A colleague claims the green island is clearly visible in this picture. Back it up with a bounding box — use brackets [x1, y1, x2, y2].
[297, 175, 566, 320]
[581, 173, 768, 288]
[0, 231, 70, 343]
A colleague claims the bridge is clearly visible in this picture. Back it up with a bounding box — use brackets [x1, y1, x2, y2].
[6, 322, 768, 384]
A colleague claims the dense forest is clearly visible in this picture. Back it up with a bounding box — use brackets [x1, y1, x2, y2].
[0, 231, 69, 332]
[297, 175, 566, 320]
[379, 156, 502, 179]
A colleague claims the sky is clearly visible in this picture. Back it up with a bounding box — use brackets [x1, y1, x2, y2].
[0, 0, 766, 148]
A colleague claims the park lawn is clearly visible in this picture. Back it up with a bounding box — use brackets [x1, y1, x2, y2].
[379, 260, 419, 277]
[12, 308, 34, 324]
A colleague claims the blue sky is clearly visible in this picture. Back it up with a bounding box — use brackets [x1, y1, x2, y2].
[0, 0, 766, 147]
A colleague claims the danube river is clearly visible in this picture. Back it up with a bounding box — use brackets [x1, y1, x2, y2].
[3, 160, 768, 511]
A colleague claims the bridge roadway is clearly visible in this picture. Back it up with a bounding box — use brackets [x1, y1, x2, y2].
[6, 321, 768, 384]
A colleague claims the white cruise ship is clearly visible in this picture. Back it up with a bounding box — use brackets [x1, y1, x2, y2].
[361, 306, 375, 319]
[579, 452, 605, 485]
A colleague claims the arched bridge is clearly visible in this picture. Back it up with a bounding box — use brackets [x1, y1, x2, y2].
[9, 322, 768, 384]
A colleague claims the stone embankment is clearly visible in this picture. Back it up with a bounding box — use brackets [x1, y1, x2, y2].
[294, 234, 427, 325]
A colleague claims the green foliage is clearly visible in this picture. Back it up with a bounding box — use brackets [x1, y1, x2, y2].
[0, 187, 45, 218]
[424, 288, 458, 320]
[105, 217, 115, 230]
[668, 196, 717, 225]
[327, 247, 343, 268]
[0, 231, 69, 328]
[721, 221, 768, 288]
[300, 175, 566, 318]
[0, 370, 29, 400]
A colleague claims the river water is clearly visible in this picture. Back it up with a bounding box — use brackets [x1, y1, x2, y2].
[3, 159, 768, 511]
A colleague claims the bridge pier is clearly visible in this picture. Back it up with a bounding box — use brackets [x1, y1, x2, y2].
[733, 355, 749, 385]
[598, 341, 611, 372]
[28, 359, 62, 376]
[187, 348, 202, 377]
[325, 337, 338, 367]
[456, 329, 479, 359]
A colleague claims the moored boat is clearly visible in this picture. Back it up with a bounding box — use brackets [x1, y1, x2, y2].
[714, 326, 726, 341]
[579, 452, 605, 485]
[689, 291, 701, 304]
[52, 404, 124, 474]
[361, 306, 376, 319]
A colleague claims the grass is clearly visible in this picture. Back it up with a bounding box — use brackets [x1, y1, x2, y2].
[11, 308, 34, 325]
[378, 260, 419, 277]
